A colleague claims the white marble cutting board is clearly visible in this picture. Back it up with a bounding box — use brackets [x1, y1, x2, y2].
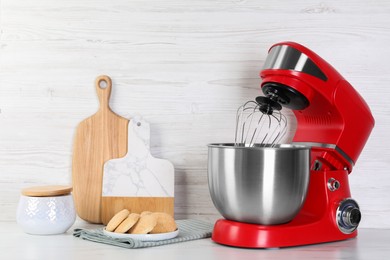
[102, 116, 174, 197]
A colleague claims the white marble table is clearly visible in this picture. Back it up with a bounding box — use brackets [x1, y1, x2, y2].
[1, 220, 389, 260]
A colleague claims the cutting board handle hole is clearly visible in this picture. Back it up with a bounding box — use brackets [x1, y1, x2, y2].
[137, 122, 141, 127]
[98, 80, 108, 89]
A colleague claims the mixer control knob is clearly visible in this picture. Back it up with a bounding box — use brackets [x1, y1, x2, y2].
[336, 199, 361, 234]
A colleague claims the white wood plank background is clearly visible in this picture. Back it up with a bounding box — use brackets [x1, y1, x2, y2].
[0, 0, 389, 228]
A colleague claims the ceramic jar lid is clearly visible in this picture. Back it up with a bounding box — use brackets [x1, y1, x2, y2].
[21, 185, 73, 197]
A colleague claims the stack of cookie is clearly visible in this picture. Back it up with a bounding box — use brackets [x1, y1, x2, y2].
[105, 209, 177, 234]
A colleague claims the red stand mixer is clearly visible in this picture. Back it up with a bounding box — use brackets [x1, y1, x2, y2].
[208, 42, 375, 248]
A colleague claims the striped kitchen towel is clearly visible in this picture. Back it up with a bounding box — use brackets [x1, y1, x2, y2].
[73, 219, 213, 249]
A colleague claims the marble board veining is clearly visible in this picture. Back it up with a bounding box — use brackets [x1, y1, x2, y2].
[102, 116, 174, 197]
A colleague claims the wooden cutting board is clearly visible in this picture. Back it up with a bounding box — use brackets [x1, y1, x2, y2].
[72, 75, 129, 223]
[101, 116, 174, 225]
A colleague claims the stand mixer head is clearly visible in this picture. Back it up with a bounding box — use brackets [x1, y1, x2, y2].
[260, 42, 375, 172]
[235, 41, 374, 170]
[209, 42, 375, 248]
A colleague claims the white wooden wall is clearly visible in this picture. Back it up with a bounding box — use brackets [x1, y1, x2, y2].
[0, 0, 389, 228]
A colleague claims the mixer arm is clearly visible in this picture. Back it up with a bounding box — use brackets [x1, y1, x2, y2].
[259, 42, 375, 173]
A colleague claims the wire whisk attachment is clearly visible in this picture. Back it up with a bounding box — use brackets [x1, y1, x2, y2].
[234, 96, 287, 147]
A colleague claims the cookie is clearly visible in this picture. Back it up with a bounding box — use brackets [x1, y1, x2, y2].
[129, 214, 157, 234]
[140, 211, 152, 217]
[114, 213, 140, 233]
[150, 212, 177, 234]
[106, 209, 130, 232]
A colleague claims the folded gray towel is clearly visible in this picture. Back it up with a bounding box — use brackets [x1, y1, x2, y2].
[73, 219, 214, 249]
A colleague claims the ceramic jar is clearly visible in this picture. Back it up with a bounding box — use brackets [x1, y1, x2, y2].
[16, 185, 76, 235]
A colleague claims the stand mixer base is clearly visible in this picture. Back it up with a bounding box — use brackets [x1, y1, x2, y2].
[212, 218, 357, 248]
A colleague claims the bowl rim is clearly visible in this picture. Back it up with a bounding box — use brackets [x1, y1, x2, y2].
[207, 143, 310, 151]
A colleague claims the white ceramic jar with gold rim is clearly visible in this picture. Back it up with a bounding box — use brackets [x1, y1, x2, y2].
[16, 185, 76, 235]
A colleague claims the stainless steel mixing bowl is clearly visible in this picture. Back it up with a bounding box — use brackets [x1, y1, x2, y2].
[207, 143, 310, 225]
